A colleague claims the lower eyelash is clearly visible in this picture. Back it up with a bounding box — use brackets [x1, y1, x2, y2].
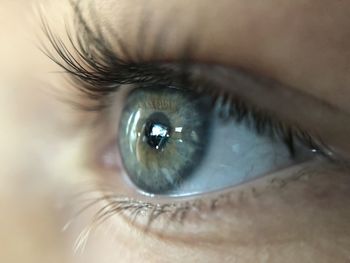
[67, 164, 325, 251]
[68, 190, 193, 252]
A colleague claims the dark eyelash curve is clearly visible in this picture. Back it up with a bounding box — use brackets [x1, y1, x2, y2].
[39, 1, 191, 111]
[39, 1, 329, 159]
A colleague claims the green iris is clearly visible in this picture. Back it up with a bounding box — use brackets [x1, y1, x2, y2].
[118, 86, 211, 194]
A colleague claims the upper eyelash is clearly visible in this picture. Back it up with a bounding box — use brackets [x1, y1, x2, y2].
[41, 4, 176, 107]
[39, 1, 199, 110]
[39, 2, 331, 158]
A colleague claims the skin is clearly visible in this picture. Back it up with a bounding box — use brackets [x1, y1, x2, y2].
[1, 0, 350, 262]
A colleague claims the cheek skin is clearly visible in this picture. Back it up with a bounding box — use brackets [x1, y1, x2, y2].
[77, 164, 350, 263]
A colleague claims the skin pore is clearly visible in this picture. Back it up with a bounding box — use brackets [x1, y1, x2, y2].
[1, 0, 350, 262]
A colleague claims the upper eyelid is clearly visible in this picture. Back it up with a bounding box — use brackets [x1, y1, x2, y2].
[38, 2, 345, 117]
[36, 1, 339, 113]
[39, 0, 350, 120]
[39, 4, 350, 162]
[38, 22, 338, 157]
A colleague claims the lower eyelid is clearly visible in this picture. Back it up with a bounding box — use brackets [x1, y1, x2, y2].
[89, 158, 320, 221]
[74, 160, 338, 250]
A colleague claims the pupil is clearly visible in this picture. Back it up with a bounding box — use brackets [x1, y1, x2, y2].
[145, 112, 171, 151]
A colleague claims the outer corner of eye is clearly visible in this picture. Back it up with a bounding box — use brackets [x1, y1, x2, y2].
[107, 84, 317, 199]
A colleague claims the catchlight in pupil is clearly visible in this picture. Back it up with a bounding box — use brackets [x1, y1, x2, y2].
[144, 112, 171, 151]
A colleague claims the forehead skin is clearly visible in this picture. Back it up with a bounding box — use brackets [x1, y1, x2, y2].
[1, 0, 350, 263]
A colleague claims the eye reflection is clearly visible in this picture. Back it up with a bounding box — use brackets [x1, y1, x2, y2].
[144, 112, 171, 151]
[118, 85, 315, 197]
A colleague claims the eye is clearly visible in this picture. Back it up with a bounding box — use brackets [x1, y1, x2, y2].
[118, 84, 316, 197]
[38, 5, 331, 200]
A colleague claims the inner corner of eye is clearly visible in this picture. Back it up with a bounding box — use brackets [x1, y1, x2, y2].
[112, 84, 315, 197]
